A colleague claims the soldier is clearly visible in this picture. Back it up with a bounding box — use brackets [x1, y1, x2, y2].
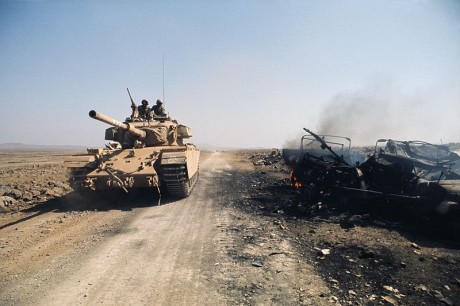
[152, 99, 166, 116]
[138, 99, 152, 119]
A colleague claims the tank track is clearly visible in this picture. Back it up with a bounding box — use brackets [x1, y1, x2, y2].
[162, 165, 199, 198]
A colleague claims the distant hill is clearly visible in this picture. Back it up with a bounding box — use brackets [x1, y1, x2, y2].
[0, 143, 88, 151]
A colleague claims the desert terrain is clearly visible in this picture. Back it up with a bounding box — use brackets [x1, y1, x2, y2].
[0, 149, 459, 305]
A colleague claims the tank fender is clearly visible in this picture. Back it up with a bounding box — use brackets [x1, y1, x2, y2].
[160, 148, 200, 179]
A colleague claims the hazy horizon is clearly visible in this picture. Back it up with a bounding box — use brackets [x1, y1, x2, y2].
[1, 1, 459, 148]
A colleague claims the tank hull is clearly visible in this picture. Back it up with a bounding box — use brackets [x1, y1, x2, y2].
[65, 144, 200, 198]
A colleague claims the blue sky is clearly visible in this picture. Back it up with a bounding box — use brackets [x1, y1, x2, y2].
[1, 0, 459, 148]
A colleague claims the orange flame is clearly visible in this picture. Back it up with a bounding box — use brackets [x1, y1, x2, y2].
[290, 170, 302, 188]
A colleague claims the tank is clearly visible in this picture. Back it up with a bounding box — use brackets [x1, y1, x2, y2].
[64, 110, 200, 198]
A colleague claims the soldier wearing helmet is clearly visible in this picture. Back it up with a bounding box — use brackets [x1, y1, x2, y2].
[152, 99, 166, 116]
[138, 99, 152, 120]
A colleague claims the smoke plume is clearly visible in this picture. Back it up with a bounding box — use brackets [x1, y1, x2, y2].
[317, 81, 423, 146]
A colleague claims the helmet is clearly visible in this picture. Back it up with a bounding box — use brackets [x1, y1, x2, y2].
[142, 99, 149, 105]
[156, 99, 163, 105]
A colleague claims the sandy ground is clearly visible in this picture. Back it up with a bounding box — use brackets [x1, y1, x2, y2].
[0, 150, 459, 305]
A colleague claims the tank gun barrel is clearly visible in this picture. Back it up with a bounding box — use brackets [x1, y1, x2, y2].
[89, 110, 146, 139]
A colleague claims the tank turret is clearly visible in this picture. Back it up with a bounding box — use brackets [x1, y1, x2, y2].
[89, 110, 193, 149]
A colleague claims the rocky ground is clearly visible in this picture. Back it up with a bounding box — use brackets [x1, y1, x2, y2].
[0, 149, 459, 305]
[0, 150, 73, 212]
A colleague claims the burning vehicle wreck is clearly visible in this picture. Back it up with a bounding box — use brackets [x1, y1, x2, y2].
[284, 128, 460, 234]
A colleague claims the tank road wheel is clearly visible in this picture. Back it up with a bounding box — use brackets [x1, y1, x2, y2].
[163, 165, 198, 198]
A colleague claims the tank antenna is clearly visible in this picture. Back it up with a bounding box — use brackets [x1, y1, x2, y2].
[162, 54, 165, 103]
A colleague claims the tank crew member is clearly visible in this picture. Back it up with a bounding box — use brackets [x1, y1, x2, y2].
[152, 99, 166, 116]
[138, 99, 152, 119]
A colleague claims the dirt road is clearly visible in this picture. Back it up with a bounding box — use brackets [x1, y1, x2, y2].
[0, 152, 329, 305]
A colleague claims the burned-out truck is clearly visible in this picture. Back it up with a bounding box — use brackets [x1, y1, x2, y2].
[285, 128, 460, 232]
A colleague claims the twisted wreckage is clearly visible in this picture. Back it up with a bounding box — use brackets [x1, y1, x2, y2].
[284, 128, 460, 233]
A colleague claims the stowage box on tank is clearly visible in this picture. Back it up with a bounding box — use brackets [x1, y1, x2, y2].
[64, 108, 200, 198]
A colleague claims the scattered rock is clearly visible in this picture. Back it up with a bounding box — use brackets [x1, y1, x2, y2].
[0, 185, 11, 196]
[431, 290, 454, 306]
[0, 196, 16, 212]
[382, 295, 398, 305]
[7, 189, 23, 200]
[45, 189, 56, 197]
[251, 260, 264, 267]
[383, 285, 399, 293]
[415, 284, 428, 291]
[22, 191, 33, 201]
